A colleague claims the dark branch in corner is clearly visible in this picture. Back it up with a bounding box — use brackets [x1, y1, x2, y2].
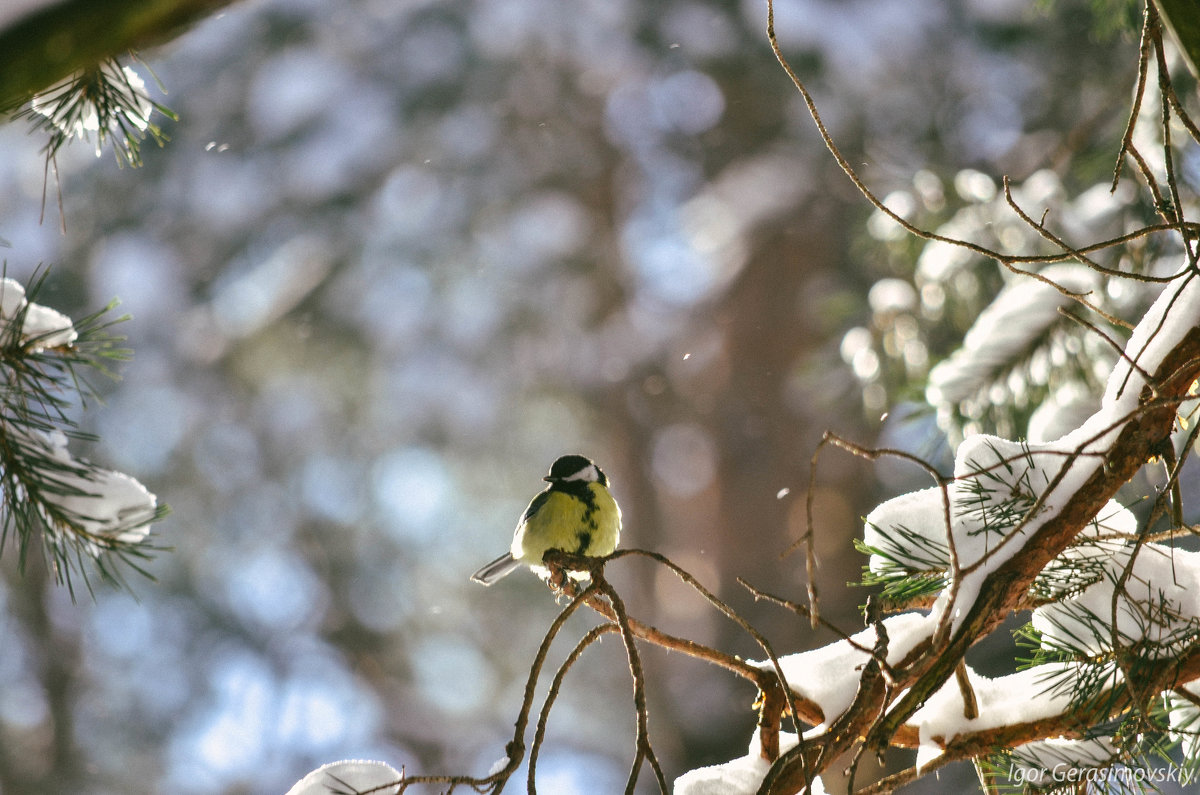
[0, 0, 239, 110]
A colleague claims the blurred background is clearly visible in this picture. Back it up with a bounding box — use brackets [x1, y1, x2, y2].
[0, 0, 1146, 792]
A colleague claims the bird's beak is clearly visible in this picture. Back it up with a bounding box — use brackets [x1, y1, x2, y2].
[543, 476, 555, 482]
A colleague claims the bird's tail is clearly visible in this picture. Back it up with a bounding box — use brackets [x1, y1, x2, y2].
[470, 553, 522, 585]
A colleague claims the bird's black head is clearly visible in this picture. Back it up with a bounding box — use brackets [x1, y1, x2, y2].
[545, 454, 607, 486]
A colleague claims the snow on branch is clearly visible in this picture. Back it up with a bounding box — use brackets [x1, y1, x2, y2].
[0, 274, 166, 594]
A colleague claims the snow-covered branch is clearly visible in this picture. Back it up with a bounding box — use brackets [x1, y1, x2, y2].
[0, 275, 166, 592]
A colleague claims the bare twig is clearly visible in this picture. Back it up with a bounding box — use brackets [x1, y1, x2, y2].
[598, 577, 668, 794]
[1112, 1, 1156, 194]
[1056, 306, 1147, 372]
[954, 659, 979, 721]
[999, 177, 1134, 329]
[765, 0, 1189, 293]
[357, 584, 602, 794]
[528, 623, 618, 790]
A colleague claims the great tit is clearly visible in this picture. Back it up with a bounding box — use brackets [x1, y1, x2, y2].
[470, 454, 621, 585]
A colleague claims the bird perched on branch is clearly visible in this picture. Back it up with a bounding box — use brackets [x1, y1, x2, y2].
[470, 454, 621, 585]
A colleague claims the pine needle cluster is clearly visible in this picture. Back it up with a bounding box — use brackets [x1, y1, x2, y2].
[0, 272, 166, 595]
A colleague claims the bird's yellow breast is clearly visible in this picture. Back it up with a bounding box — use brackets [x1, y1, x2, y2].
[511, 482, 621, 565]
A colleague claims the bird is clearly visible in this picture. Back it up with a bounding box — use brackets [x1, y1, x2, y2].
[470, 454, 622, 586]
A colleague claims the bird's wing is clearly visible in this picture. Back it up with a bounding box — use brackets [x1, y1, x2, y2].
[521, 489, 553, 523]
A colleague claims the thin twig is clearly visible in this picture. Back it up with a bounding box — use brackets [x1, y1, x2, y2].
[999, 177, 1132, 329]
[737, 579, 894, 662]
[801, 438, 823, 628]
[1056, 306, 1153, 381]
[792, 431, 960, 648]
[1152, 22, 1185, 232]
[609, 549, 803, 738]
[599, 576, 668, 794]
[543, 553, 783, 689]
[358, 584, 602, 794]
[528, 623, 618, 791]
[954, 659, 979, 720]
[1003, 223, 1200, 271]
[765, 0, 1186, 295]
[1150, 14, 1200, 272]
[1112, 1, 1156, 194]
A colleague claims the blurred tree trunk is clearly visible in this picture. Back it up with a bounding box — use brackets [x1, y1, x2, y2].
[0, 0, 239, 109]
[0, 559, 83, 793]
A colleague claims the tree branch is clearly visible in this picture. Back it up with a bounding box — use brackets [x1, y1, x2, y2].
[0, 0, 240, 110]
[865, 326, 1200, 753]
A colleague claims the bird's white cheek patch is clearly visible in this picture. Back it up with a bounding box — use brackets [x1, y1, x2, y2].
[563, 464, 599, 482]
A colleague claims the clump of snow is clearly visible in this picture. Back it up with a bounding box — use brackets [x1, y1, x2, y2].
[0, 278, 78, 350]
[673, 751, 773, 795]
[1027, 381, 1097, 444]
[926, 264, 1101, 408]
[1102, 269, 1199, 409]
[674, 731, 820, 795]
[1033, 541, 1200, 658]
[909, 663, 1096, 768]
[13, 427, 157, 546]
[53, 465, 158, 544]
[863, 486, 949, 575]
[1166, 682, 1200, 762]
[1009, 736, 1119, 787]
[951, 435, 1060, 557]
[751, 613, 931, 722]
[22, 302, 78, 349]
[925, 431, 1096, 633]
[285, 760, 402, 795]
[31, 63, 154, 157]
